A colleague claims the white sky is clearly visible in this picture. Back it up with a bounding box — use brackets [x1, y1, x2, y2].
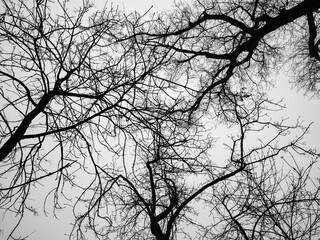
[100, 0, 178, 12]
[2, 2, 181, 240]
[1, 0, 320, 239]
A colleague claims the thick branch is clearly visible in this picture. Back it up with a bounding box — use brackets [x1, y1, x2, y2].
[307, 12, 320, 60]
[0, 91, 53, 162]
[166, 166, 245, 236]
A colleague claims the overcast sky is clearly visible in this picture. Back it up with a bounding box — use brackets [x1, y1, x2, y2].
[1, 2, 179, 240]
[1, 0, 320, 239]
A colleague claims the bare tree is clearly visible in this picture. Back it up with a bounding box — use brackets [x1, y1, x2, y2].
[0, 0, 173, 238]
[91, 92, 319, 240]
[1, 0, 320, 240]
[91, 0, 320, 239]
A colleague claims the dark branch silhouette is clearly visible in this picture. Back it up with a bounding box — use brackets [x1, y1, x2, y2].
[1, 0, 320, 239]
